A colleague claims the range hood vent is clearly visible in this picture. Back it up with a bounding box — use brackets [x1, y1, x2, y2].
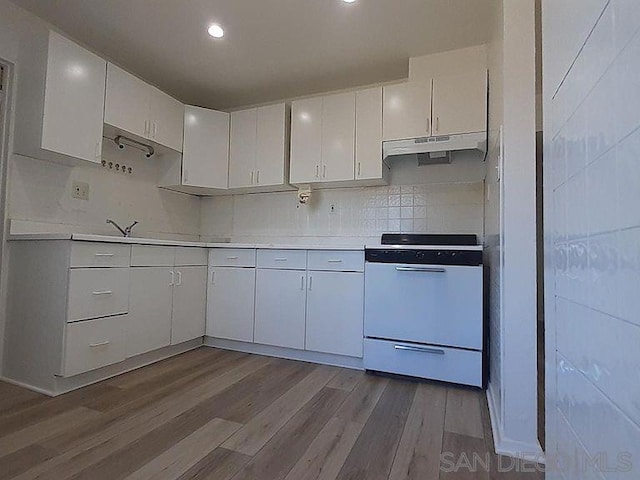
[383, 131, 487, 164]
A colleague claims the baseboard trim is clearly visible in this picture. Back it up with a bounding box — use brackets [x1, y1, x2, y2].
[204, 337, 364, 370]
[2, 339, 203, 396]
[486, 386, 546, 464]
[0, 376, 56, 396]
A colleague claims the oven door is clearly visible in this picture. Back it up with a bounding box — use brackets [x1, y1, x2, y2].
[364, 262, 483, 350]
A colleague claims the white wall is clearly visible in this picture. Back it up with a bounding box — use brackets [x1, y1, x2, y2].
[485, 0, 505, 452]
[543, 0, 640, 478]
[484, 0, 540, 460]
[9, 144, 201, 241]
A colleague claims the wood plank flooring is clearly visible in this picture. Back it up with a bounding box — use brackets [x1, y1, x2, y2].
[0, 347, 544, 480]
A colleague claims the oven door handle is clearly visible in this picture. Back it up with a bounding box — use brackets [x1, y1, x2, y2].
[395, 266, 446, 273]
[394, 344, 446, 355]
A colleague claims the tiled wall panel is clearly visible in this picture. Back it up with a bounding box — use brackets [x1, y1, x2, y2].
[545, 0, 640, 477]
[201, 181, 484, 244]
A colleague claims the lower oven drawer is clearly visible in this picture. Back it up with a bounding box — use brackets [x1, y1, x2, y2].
[363, 338, 483, 388]
[63, 315, 127, 377]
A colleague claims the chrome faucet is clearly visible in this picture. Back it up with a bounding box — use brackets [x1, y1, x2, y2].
[106, 219, 139, 237]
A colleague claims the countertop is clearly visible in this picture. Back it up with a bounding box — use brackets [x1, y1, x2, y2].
[8, 234, 365, 250]
[8, 233, 484, 251]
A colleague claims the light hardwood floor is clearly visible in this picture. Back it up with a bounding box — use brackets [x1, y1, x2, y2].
[0, 347, 544, 479]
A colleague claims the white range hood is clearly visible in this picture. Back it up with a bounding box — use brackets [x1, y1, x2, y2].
[383, 132, 487, 164]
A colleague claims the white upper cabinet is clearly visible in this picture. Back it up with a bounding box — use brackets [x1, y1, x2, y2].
[104, 63, 184, 152]
[229, 108, 257, 188]
[104, 64, 150, 140]
[321, 92, 356, 182]
[431, 71, 488, 136]
[229, 103, 288, 190]
[383, 72, 487, 141]
[382, 82, 432, 141]
[180, 106, 230, 190]
[255, 103, 288, 187]
[149, 87, 184, 152]
[355, 87, 384, 180]
[291, 89, 387, 186]
[290, 97, 323, 184]
[14, 30, 106, 165]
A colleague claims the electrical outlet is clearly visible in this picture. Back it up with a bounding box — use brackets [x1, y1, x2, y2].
[329, 203, 337, 214]
[71, 181, 90, 201]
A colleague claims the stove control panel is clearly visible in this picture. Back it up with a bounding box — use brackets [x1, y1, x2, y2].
[365, 248, 482, 266]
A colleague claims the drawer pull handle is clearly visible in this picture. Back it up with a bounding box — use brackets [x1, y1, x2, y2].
[92, 290, 113, 296]
[226, 256, 239, 260]
[395, 345, 445, 355]
[274, 258, 288, 261]
[327, 259, 343, 263]
[395, 267, 446, 273]
[94, 253, 114, 257]
[90, 341, 110, 347]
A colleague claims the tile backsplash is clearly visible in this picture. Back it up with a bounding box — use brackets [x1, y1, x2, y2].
[200, 181, 484, 244]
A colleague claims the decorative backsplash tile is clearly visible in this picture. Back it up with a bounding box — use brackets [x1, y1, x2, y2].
[200, 181, 484, 242]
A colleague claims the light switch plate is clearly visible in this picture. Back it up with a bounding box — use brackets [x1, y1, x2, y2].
[71, 181, 90, 200]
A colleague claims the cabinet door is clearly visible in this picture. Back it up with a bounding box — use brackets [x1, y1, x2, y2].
[182, 106, 229, 189]
[432, 71, 487, 136]
[127, 267, 173, 357]
[206, 267, 256, 342]
[305, 271, 364, 357]
[41, 31, 106, 164]
[382, 82, 432, 141]
[149, 87, 184, 152]
[321, 92, 355, 182]
[255, 103, 287, 186]
[355, 87, 383, 180]
[229, 108, 257, 188]
[171, 266, 207, 345]
[290, 97, 322, 184]
[104, 63, 150, 140]
[254, 269, 306, 349]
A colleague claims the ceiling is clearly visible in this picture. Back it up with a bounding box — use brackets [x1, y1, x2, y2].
[11, 0, 494, 110]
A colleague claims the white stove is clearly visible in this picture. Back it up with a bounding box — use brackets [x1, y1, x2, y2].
[363, 234, 486, 388]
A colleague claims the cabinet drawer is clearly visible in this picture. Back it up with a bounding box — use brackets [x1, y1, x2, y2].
[307, 250, 364, 272]
[68, 268, 130, 322]
[175, 247, 208, 266]
[130, 245, 175, 266]
[70, 242, 130, 268]
[209, 248, 256, 267]
[63, 315, 127, 377]
[363, 338, 483, 387]
[257, 249, 307, 270]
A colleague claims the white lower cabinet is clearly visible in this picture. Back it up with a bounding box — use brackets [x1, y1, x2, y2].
[207, 267, 256, 342]
[64, 315, 127, 377]
[305, 271, 364, 357]
[128, 267, 174, 357]
[171, 266, 207, 345]
[254, 269, 307, 349]
[207, 248, 365, 359]
[126, 246, 209, 356]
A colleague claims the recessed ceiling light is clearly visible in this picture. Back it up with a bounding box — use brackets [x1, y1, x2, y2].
[208, 24, 224, 38]
[343, 0, 356, 3]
